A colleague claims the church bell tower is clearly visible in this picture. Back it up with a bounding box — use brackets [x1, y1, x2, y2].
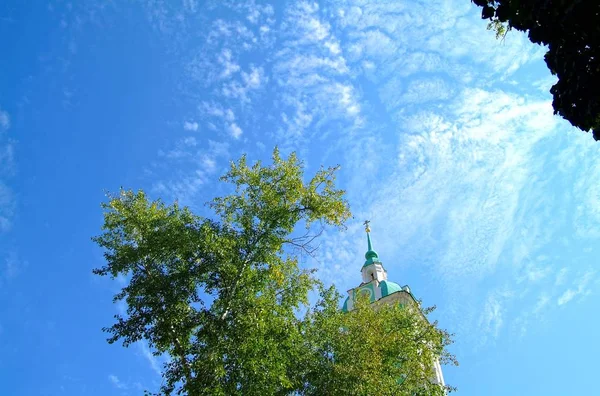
[341, 222, 445, 387]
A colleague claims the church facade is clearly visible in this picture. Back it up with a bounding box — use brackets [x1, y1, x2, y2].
[341, 223, 445, 387]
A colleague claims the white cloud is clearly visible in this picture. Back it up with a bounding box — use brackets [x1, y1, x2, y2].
[400, 78, 454, 104]
[270, 2, 364, 148]
[533, 75, 558, 93]
[229, 123, 243, 139]
[557, 289, 576, 306]
[108, 374, 127, 390]
[137, 0, 600, 353]
[574, 164, 600, 238]
[315, 81, 590, 346]
[201, 156, 216, 173]
[137, 341, 163, 376]
[0, 181, 14, 232]
[206, 19, 258, 49]
[533, 293, 551, 315]
[247, 8, 260, 24]
[324, 40, 341, 55]
[513, 292, 552, 336]
[153, 168, 209, 205]
[0, 141, 14, 169]
[336, 0, 540, 78]
[218, 48, 240, 79]
[0, 216, 9, 232]
[182, 136, 197, 147]
[275, 53, 349, 77]
[227, 1, 274, 26]
[225, 109, 235, 122]
[207, 139, 230, 159]
[0, 107, 13, 231]
[311, 82, 362, 121]
[200, 102, 225, 118]
[0, 120, 9, 178]
[242, 66, 262, 89]
[480, 293, 505, 339]
[199, 102, 243, 140]
[284, 1, 331, 43]
[1, 251, 23, 286]
[221, 66, 266, 103]
[183, 121, 198, 131]
[348, 29, 398, 60]
[151, 138, 230, 207]
[183, 0, 198, 13]
[555, 268, 568, 286]
[517, 261, 552, 284]
[557, 270, 595, 306]
[0, 108, 9, 131]
[158, 137, 197, 160]
[199, 104, 247, 140]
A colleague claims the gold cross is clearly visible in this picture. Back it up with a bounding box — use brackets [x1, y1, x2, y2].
[363, 220, 371, 233]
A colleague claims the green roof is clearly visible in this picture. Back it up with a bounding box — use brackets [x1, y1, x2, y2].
[342, 296, 350, 313]
[380, 280, 402, 297]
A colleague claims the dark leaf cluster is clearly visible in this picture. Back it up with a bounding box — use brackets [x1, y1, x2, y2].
[473, 0, 600, 140]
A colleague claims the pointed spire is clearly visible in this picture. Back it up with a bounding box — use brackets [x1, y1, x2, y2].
[363, 220, 380, 266]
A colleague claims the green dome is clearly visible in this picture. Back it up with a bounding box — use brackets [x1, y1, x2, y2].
[380, 280, 402, 297]
[363, 231, 381, 267]
[364, 249, 379, 264]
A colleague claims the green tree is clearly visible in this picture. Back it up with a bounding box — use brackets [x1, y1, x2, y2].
[93, 149, 456, 395]
[299, 288, 457, 396]
[472, 0, 600, 141]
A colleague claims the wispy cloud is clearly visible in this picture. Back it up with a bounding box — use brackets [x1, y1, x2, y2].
[0, 140, 15, 174]
[108, 374, 127, 390]
[283, 1, 331, 43]
[306, 0, 600, 347]
[557, 270, 596, 306]
[228, 122, 243, 139]
[478, 289, 512, 344]
[1, 251, 25, 288]
[183, 121, 198, 131]
[2, 251, 21, 280]
[158, 136, 198, 160]
[152, 139, 230, 207]
[0, 108, 9, 131]
[132, 0, 600, 353]
[0, 107, 14, 232]
[557, 289, 577, 306]
[182, 0, 199, 14]
[222, 66, 266, 103]
[335, 0, 541, 78]
[513, 291, 552, 337]
[0, 183, 14, 232]
[137, 341, 163, 376]
[533, 293, 551, 315]
[555, 268, 568, 286]
[112, 292, 165, 379]
[270, 1, 364, 149]
[218, 48, 240, 79]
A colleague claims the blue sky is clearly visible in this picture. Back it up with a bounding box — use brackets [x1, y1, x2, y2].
[1, 0, 599, 394]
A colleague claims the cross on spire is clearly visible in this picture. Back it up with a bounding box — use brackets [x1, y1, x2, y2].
[363, 220, 371, 233]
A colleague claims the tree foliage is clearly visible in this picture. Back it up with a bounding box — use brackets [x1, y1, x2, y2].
[300, 289, 457, 395]
[472, 0, 600, 140]
[93, 149, 456, 395]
